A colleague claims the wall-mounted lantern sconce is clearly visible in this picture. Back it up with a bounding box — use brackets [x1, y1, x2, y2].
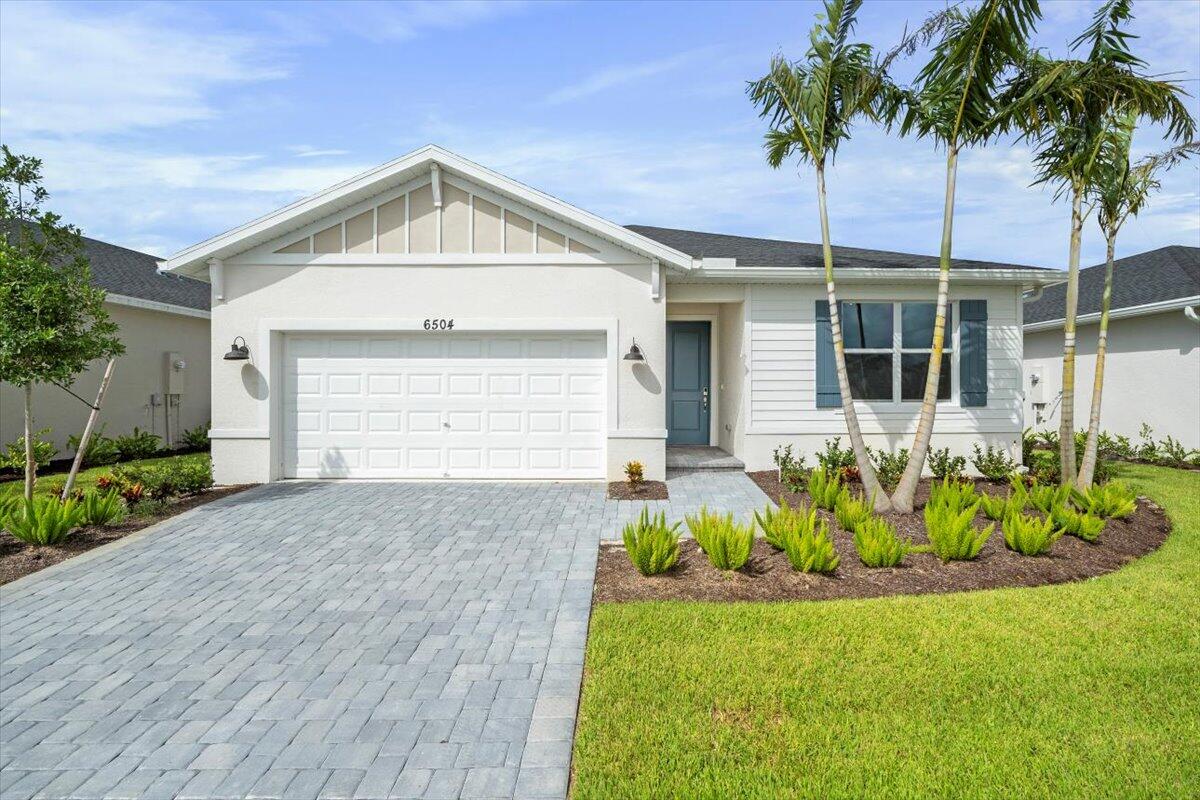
[623, 339, 645, 362]
[223, 336, 250, 361]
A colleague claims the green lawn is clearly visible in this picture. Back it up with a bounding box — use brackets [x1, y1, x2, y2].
[573, 464, 1199, 799]
[0, 452, 208, 497]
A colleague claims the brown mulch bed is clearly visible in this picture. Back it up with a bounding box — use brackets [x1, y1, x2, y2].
[607, 480, 669, 500]
[0, 485, 249, 586]
[594, 471, 1171, 603]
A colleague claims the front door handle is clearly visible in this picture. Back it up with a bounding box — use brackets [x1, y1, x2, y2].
[702, 387, 709, 411]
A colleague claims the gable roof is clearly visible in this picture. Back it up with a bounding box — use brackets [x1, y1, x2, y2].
[1024, 245, 1200, 328]
[159, 145, 694, 278]
[627, 225, 1054, 273]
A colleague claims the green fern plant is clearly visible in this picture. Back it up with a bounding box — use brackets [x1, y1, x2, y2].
[1028, 479, 1071, 515]
[1072, 481, 1136, 519]
[79, 490, 126, 526]
[807, 467, 843, 511]
[979, 484, 1028, 521]
[1003, 511, 1064, 556]
[781, 519, 839, 574]
[684, 505, 723, 553]
[833, 489, 872, 532]
[853, 516, 910, 568]
[754, 498, 819, 551]
[927, 477, 979, 514]
[2, 496, 85, 546]
[1050, 503, 1106, 543]
[924, 502, 993, 562]
[697, 515, 753, 571]
[622, 507, 681, 576]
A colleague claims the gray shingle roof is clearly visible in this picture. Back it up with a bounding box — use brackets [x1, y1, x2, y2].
[1023, 245, 1200, 325]
[626, 225, 1053, 272]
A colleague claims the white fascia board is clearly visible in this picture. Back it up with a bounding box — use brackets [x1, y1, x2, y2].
[105, 293, 210, 319]
[678, 266, 1060, 286]
[158, 145, 693, 278]
[1023, 295, 1200, 331]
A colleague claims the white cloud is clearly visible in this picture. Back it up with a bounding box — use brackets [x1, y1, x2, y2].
[288, 145, 353, 158]
[544, 48, 716, 105]
[0, 1, 284, 136]
[260, 0, 531, 45]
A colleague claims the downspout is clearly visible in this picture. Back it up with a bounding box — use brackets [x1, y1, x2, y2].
[1184, 305, 1200, 325]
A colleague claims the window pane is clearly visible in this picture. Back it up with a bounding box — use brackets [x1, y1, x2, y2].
[902, 303, 952, 349]
[842, 302, 893, 349]
[901, 353, 952, 401]
[845, 353, 893, 400]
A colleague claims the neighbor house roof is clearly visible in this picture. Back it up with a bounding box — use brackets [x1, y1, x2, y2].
[1023, 245, 1200, 330]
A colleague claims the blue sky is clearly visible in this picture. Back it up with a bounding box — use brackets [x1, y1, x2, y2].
[1, 0, 1197, 268]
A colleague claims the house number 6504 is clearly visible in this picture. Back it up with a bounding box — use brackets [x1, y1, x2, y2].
[423, 318, 454, 330]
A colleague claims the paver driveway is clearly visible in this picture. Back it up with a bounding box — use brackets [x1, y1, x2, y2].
[0, 482, 603, 800]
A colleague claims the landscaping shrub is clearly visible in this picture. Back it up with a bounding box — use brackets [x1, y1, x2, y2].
[927, 477, 978, 515]
[180, 423, 211, 451]
[114, 427, 162, 460]
[1003, 511, 1063, 556]
[1028, 479, 1071, 515]
[970, 443, 1018, 482]
[807, 467, 843, 511]
[834, 489, 872, 532]
[110, 455, 213, 499]
[753, 499, 818, 551]
[868, 447, 909, 493]
[623, 460, 645, 490]
[622, 507, 681, 576]
[924, 502, 993, 562]
[979, 482, 1028, 521]
[815, 437, 856, 479]
[129, 498, 168, 518]
[2, 428, 58, 474]
[79, 490, 126, 526]
[67, 425, 120, 467]
[929, 447, 967, 482]
[1050, 503, 1106, 543]
[1027, 449, 1061, 484]
[2, 496, 85, 546]
[1072, 481, 1137, 519]
[853, 516, 910, 568]
[684, 505, 723, 553]
[690, 512, 753, 571]
[773, 445, 807, 491]
[780, 519, 839, 574]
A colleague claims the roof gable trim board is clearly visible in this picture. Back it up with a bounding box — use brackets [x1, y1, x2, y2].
[106, 293, 212, 319]
[676, 265, 1061, 286]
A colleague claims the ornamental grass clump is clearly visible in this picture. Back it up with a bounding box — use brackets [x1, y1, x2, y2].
[80, 490, 126, 526]
[924, 502, 993, 562]
[807, 468, 843, 511]
[781, 519, 839, 574]
[2, 496, 85, 546]
[1003, 511, 1064, 556]
[1028, 479, 1071, 515]
[834, 489, 872, 532]
[853, 516, 910, 568]
[754, 499, 819, 551]
[1050, 503, 1106, 543]
[1072, 481, 1137, 519]
[622, 507, 681, 576]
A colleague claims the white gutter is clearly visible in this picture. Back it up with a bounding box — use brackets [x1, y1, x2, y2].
[1184, 305, 1199, 325]
[105, 293, 210, 319]
[679, 266, 1058, 286]
[1024, 295, 1200, 331]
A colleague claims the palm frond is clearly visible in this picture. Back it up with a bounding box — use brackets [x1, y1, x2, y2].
[1071, 0, 1143, 69]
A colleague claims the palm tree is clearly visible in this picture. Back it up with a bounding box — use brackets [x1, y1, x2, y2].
[884, 0, 1041, 513]
[1006, 0, 1195, 484]
[747, 0, 895, 511]
[1077, 127, 1199, 487]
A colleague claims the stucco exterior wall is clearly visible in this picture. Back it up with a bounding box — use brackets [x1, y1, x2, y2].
[1023, 310, 1200, 448]
[1, 303, 211, 456]
[208, 262, 666, 484]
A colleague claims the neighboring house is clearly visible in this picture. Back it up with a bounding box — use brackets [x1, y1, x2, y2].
[1023, 245, 1200, 449]
[158, 145, 1058, 484]
[0, 233, 212, 456]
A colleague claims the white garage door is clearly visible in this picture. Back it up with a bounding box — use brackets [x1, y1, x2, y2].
[282, 332, 606, 479]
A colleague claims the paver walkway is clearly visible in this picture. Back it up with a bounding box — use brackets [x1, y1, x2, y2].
[0, 471, 768, 799]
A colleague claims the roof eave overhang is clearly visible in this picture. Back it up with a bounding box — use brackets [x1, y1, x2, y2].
[158, 145, 694, 280]
[1024, 295, 1200, 331]
[673, 266, 1060, 287]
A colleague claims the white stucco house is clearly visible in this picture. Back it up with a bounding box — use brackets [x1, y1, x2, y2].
[1023, 245, 1200, 448]
[1, 231, 211, 456]
[158, 146, 1059, 485]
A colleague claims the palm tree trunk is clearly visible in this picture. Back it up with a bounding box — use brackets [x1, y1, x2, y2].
[891, 146, 958, 512]
[1077, 232, 1115, 488]
[816, 165, 892, 511]
[1058, 183, 1083, 485]
[23, 384, 35, 501]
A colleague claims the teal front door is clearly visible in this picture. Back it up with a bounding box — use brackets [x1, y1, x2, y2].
[667, 321, 711, 445]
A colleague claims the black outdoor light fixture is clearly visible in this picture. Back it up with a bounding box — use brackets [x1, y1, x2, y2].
[223, 336, 250, 361]
[623, 338, 645, 362]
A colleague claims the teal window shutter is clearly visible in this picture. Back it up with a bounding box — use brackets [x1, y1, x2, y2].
[815, 300, 841, 408]
[959, 300, 988, 407]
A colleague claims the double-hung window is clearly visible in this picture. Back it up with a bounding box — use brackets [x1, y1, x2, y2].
[841, 301, 954, 403]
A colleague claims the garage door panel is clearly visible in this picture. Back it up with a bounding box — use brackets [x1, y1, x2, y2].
[283, 333, 606, 478]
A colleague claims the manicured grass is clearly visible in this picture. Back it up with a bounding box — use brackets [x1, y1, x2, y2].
[573, 465, 1199, 799]
[0, 453, 209, 498]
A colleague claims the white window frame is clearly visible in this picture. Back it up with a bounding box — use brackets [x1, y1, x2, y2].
[841, 300, 959, 407]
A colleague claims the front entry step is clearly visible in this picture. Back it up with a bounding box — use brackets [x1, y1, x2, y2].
[665, 445, 745, 470]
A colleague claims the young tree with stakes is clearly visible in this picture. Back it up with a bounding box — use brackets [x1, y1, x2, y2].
[747, 0, 895, 511]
